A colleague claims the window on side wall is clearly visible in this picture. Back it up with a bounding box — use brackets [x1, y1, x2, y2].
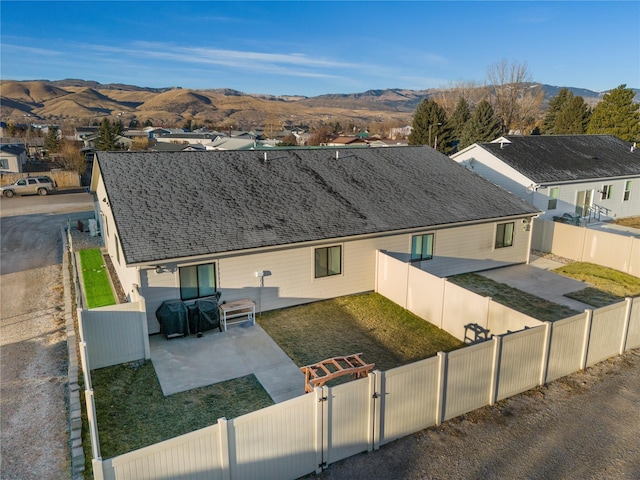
[601, 184, 613, 200]
[623, 181, 632, 201]
[547, 187, 559, 210]
[411, 233, 434, 261]
[495, 222, 514, 248]
[180, 263, 217, 300]
[115, 235, 120, 264]
[315, 245, 342, 278]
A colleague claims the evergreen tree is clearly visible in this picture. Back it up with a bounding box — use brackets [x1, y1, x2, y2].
[543, 88, 573, 133]
[448, 97, 471, 151]
[408, 98, 452, 152]
[459, 100, 501, 149]
[44, 126, 61, 153]
[95, 118, 124, 150]
[587, 84, 640, 141]
[554, 96, 591, 134]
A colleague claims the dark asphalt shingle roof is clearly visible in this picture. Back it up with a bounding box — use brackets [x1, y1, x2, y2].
[97, 147, 540, 265]
[478, 135, 640, 184]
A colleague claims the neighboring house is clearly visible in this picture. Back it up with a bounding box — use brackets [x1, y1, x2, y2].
[92, 147, 540, 334]
[325, 136, 368, 147]
[155, 132, 221, 145]
[143, 127, 172, 139]
[148, 142, 207, 152]
[74, 126, 99, 141]
[1, 137, 45, 159]
[205, 136, 261, 150]
[0, 144, 28, 172]
[452, 135, 640, 220]
[367, 139, 409, 148]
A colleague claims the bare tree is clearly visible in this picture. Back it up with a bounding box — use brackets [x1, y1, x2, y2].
[263, 113, 282, 139]
[307, 125, 333, 146]
[59, 139, 86, 175]
[433, 80, 490, 117]
[486, 60, 543, 134]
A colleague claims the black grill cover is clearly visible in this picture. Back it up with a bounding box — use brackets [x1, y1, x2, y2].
[155, 299, 189, 338]
[193, 297, 222, 333]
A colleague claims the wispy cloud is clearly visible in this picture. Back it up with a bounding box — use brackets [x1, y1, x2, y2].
[0, 43, 64, 57]
[76, 41, 379, 80]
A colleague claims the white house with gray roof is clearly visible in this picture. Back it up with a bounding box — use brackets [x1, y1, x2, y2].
[92, 147, 540, 334]
[0, 144, 28, 172]
[452, 135, 640, 221]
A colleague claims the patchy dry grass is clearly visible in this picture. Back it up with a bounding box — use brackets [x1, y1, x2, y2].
[553, 262, 640, 307]
[258, 292, 464, 373]
[614, 216, 640, 229]
[447, 273, 580, 322]
[91, 361, 273, 458]
[90, 293, 465, 459]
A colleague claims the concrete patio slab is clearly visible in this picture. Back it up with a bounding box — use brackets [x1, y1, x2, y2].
[150, 322, 305, 402]
[477, 255, 593, 312]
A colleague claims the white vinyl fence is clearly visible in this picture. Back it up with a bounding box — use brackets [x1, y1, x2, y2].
[376, 250, 544, 341]
[81, 293, 639, 480]
[531, 219, 640, 277]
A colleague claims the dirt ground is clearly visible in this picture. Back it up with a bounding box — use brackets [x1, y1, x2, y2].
[305, 348, 640, 480]
[0, 264, 70, 479]
[1, 194, 93, 479]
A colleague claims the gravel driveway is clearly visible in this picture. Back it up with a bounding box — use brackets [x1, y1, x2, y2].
[1, 193, 94, 479]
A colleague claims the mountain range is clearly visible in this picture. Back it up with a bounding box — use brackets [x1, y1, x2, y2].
[1, 79, 637, 129]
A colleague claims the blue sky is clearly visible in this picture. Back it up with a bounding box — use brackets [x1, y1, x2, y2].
[1, 1, 638, 96]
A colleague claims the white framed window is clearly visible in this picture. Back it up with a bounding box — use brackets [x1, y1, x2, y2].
[495, 222, 514, 248]
[315, 245, 342, 278]
[180, 262, 217, 300]
[411, 233, 434, 261]
[623, 181, 632, 201]
[601, 184, 613, 200]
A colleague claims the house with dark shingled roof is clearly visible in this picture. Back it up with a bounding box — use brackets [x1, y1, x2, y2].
[92, 146, 540, 334]
[452, 135, 640, 221]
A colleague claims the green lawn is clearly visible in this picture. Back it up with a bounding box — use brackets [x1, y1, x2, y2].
[447, 273, 580, 322]
[553, 262, 640, 308]
[258, 292, 464, 372]
[91, 361, 273, 459]
[79, 249, 116, 308]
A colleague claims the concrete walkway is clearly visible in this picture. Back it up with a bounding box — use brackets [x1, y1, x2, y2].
[150, 322, 305, 402]
[477, 255, 593, 312]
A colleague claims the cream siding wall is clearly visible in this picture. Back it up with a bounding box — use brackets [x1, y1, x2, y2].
[95, 176, 139, 298]
[0, 151, 26, 173]
[417, 220, 532, 277]
[539, 178, 640, 220]
[141, 220, 532, 334]
[453, 148, 535, 200]
[453, 146, 640, 220]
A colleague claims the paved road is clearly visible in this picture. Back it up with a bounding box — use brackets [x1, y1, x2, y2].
[1, 192, 94, 479]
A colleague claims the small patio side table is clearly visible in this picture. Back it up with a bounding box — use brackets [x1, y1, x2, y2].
[219, 299, 256, 331]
